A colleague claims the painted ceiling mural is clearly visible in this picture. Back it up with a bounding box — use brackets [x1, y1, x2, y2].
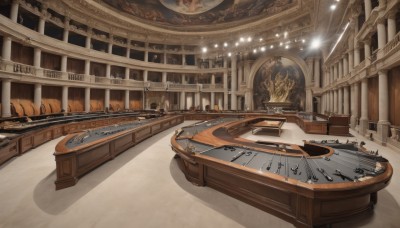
[253, 57, 305, 110]
[101, 0, 294, 27]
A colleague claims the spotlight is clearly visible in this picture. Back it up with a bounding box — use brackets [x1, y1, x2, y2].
[223, 42, 228, 47]
[235, 42, 239, 47]
[330, 4, 337, 10]
[270, 45, 274, 49]
[260, 47, 266, 52]
[202, 47, 207, 53]
[240, 37, 245, 42]
[253, 49, 257, 53]
[214, 44, 218, 48]
[310, 37, 322, 49]
[259, 38, 263, 42]
[275, 33, 280, 37]
[228, 52, 232, 57]
[247, 37, 252, 42]
[285, 45, 289, 49]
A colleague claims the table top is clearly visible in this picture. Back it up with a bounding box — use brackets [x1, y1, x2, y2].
[252, 120, 284, 128]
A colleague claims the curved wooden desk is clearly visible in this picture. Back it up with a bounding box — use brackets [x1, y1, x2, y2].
[171, 117, 392, 227]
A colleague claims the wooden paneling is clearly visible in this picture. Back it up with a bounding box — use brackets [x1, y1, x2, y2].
[110, 90, 124, 111]
[389, 67, 400, 126]
[41, 52, 61, 70]
[129, 91, 143, 110]
[68, 87, 84, 112]
[90, 62, 106, 77]
[42, 86, 62, 114]
[368, 77, 379, 122]
[90, 89, 104, 111]
[11, 42, 33, 65]
[67, 58, 84, 74]
[10, 83, 35, 116]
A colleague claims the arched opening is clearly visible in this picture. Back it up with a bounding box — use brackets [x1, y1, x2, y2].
[252, 57, 306, 111]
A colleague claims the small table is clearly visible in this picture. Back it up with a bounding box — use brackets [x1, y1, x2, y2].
[251, 120, 284, 136]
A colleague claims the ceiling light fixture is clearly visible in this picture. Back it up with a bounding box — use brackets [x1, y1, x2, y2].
[235, 42, 239, 47]
[310, 37, 322, 49]
[214, 44, 218, 48]
[275, 33, 280, 37]
[228, 52, 232, 57]
[270, 45, 274, 49]
[253, 49, 257, 53]
[240, 37, 245, 42]
[223, 42, 228, 47]
[330, 4, 337, 10]
[202, 47, 208, 53]
[261, 47, 266, 52]
[247, 37, 252, 42]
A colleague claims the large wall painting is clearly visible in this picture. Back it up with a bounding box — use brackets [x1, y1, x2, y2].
[253, 57, 305, 110]
[101, 0, 295, 27]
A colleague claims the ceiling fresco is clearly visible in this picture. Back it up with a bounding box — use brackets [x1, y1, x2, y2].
[101, 0, 295, 27]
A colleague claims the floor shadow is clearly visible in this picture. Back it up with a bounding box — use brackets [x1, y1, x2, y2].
[33, 126, 181, 215]
[169, 158, 399, 228]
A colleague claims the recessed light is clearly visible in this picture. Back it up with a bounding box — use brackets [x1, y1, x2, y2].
[253, 49, 257, 53]
[285, 45, 289, 49]
[228, 52, 232, 57]
[247, 37, 252, 42]
[240, 37, 244, 42]
[279, 42, 283, 46]
[214, 44, 218, 48]
[235, 42, 239, 47]
[330, 4, 337, 10]
[275, 33, 280, 37]
[223, 42, 228, 47]
[270, 45, 274, 49]
[202, 47, 207, 53]
[311, 38, 322, 49]
[302, 39, 306, 43]
[261, 47, 266, 52]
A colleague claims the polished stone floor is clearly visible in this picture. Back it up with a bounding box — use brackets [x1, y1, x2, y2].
[0, 121, 399, 228]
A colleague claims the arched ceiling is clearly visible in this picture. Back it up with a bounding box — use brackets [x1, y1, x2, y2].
[100, 0, 296, 29]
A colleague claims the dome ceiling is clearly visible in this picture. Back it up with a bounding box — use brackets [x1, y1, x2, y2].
[101, 0, 296, 28]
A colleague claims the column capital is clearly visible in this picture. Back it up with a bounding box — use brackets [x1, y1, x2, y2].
[387, 10, 396, 20]
[378, 69, 388, 75]
[376, 16, 386, 25]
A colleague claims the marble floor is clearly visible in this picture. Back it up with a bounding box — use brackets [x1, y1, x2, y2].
[0, 121, 399, 228]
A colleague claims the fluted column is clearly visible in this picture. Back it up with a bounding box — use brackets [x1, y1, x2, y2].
[350, 83, 359, 129]
[343, 86, 350, 115]
[180, 92, 185, 110]
[377, 70, 390, 143]
[62, 86, 68, 112]
[388, 13, 397, 41]
[2, 36, 12, 60]
[125, 90, 129, 110]
[364, 0, 372, 19]
[34, 84, 42, 110]
[10, 0, 19, 22]
[348, 50, 354, 72]
[338, 88, 343, 114]
[359, 79, 369, 135]
[231, 55, 237, 110]
[377, 18, 387, 49]
[33, 48, 41, 68]
[1, 79, 12, 117]
[333, 89, 338, 113]
[343, 55, 349, 76]
[105, 89, 110, 110]
[85, 87, 90, 112]
[314, 58, 320, 87]
[338, 59, 343, 79]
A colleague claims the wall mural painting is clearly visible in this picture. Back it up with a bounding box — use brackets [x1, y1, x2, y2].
[253, 57, 305, 111]
[102, 0, 294, 26]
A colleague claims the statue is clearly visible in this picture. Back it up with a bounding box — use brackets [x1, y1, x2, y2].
[263, 71, 296, 103]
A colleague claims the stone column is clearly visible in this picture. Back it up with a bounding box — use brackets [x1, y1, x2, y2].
[338, 59, 343, 79]
[330, 66, 334, 84]
[377, 70, 390, 143]
[34, 84, 42, 110]
[194, 92, 200, 109]
[1, 79, 11, 117]
[62, 86, 68, 112]
[351, 83, 360, 129]
[211, 74, 215, 85]
[180, 92, 185, 110]
[2, 36, 12, 61]
[314, 58, 320, 87]
[61, 55, 67, 72]
[338, 88, 343, 114]
[126, 39, 131, 58]
[306, 58, 314, 84]
[333, 63, 338, 81]
[210, 92, 215, 110]
[343, 55, 349, 76]
[359, 79, 369, 135]
[377, 18, 387, 49]
[388, 13, 397, 41]
[84, 60, 90, 75]
[125, 67, 130, 80]
[354, 46, 360, 66]
[125, 90, 129, 110]
[238, 62, 243, 84]
[332, 89, 336, 113]
[38, 15, 46, 35]
[231, 55, 237, 110]
[348, 50, 354, 72]
[143, 70, 148, 82]
[10, 0, 19, 23]
[144, 42, 149, 62]
[364, 0, 372, 19]
[331, 90, 334, 113]
[63, 18, 70, 43]
[108, 35, 113, 54]
[162, 72, 167, 83]
[306, 88, 313, 112]
[86, 28, 92, 49]
[106, 64, 111, 78]
[33, 48, 41, 68]
[223, 59, 228, 110]
[85, 87, 90, 112]
[364, 39, 371, 59]
[105, 89, 110, 109]
[343, 86, 350, 115]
